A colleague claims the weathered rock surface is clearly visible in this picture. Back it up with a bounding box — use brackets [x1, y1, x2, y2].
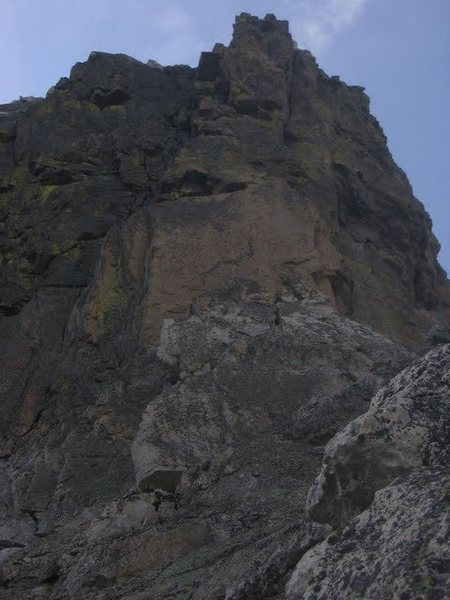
[307, 343, 450, 528]
[0, 293, 412, 599]
[287, 344, 450, 599]
[0, 12, 449, 600]
[287, 467, 450, 600]
[132, 295, 409, 497]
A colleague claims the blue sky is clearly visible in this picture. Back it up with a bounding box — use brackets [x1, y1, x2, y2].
[2, 0, 449, 273]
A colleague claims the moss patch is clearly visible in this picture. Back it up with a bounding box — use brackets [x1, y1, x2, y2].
[84, 258, 129, 339]
[40, 185, 58, 203]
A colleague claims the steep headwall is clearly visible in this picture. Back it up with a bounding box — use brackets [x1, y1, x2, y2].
[0, 13, 449, 600]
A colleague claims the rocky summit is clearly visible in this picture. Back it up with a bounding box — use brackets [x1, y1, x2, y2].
[0, 13, 449, 600]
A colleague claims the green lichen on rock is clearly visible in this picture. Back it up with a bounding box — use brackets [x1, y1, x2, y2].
[63, 244, 81, 263]
[39, 184, 58, 203]
[17, 263, 37, 294]
[84, 259, 130, 339]
[0, 13, 449, 600]
[63, 99, 100, 113]
[119, 153, 149, 191]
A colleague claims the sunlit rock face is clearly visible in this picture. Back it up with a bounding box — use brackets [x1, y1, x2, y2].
[0, 13, 449, 600]
[288, 344, 450, 600]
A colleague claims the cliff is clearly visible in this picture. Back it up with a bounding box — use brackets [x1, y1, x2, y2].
[0, 13, 449, 600]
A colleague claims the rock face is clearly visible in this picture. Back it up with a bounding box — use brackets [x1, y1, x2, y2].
[0, 292, 412, 599]
[288, 345, 450, 599]
[306, 343, 450, 529]
[0, 13, 449, 600]
[287, 467, 450, 600]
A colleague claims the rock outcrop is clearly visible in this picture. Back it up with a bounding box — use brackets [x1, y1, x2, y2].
[288, 345, 450, 599]
[0, 292, 412, 599]
[287, 467, 450, 600]
[0, 13, 449, 600]
[307, 343, 450, 529]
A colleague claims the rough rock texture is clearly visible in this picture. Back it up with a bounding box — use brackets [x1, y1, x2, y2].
[0, 292, 412, 599]
[0, 12, 449, 600]
[307, 343, 450, 528]
[288, 345, 450, 599]
[133, 295, 409, 493]
[287, 467, 450, 600]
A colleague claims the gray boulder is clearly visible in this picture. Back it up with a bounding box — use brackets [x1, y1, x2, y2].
[287, 467, 450, 600]
[306, 344, 450, 529]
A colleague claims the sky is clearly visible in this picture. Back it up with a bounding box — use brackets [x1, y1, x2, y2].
[1, 0, 449, 273]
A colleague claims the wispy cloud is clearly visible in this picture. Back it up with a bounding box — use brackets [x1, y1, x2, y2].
[281, 0, 367, 53]
[152, 2, 205, 65]
[1, 0, 368, 103]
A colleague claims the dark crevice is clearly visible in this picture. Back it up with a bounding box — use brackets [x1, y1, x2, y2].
[274, 305, 281, 326]
[91, 87, 131, 108]
[22, 508, 39, 529]
[330, 271, 354, 317]
[0, 305, 21, 316]
[41, 570, 60, 585]
[13, 409, 44, 439]
[0, 539, 26, 549]
[162, 170, 248, 198]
